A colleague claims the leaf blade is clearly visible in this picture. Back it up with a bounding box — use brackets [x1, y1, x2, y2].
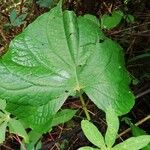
[113, 135, 150, 150]
[0, 3, 134, 129]
[51, 109, 77, 127]
[8, 119, 29, 143]
[0, 121, 7, 144]
[105, 106, 119, 147]
[81, 120, 106, 149]
[101, 10, 124, 29]
[130, 125, 150, 150]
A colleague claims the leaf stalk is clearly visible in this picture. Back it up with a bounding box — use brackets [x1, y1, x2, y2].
[79, 93, 91, 121]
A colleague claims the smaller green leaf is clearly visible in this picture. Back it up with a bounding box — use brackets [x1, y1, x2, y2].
[113, 135, 150, 150]
[9, 9, 27, 26]
[51, 109, 77, 127]
[125, 14, 135, 23]
[0, 121, 7, 144]
[9, 9, 17, 24]
[78, 146, 100, 150]
[130, 125, 150, 150]
[12, 13, 27, 26]
[101, 10, 124, 29]
[81, 120, 106, 149]
[8, 119, 29, 143]
[0, 113, 10, 124]
[142, 143, 150, 150]
[21, 130, 42, 150]
[18, 13, 27, 22]
[105, 106, 119, 148]
[60, 139, 69, 150]
[131, 125, 147, 136]
[0, 99, 6, 110]
[28, 131, 42, 144]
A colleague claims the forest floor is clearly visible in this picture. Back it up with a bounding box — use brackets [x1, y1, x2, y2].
[0, 0, 150, 149]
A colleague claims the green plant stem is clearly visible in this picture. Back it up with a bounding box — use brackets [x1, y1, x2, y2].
[79, 94, 91, 121]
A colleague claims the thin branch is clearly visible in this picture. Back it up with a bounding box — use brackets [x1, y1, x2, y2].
[0, 28, 8, 42]
[19, 0, 24, 14]
[136, 89, 150, 99]
[110, 22, 150, 35]
[118, 115, 150, 138]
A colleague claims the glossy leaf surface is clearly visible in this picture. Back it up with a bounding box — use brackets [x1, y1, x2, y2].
[0, 2, 134, 129]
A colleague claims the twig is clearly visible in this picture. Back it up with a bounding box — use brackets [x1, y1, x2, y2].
[0, 11, 9, 19]
[126, 38, 136, 53]
[118, 115, 150, 138]
[136, 89, 150, 99]
[103, 2, 112, 13]
[0, 144, 14, 150]
[55, 143, 60, 150]
[19, 0, 24, 14]
[110, 22, 150, 35]
[42, 127, 81, 150]
[0, 47, 5, 55]
[14, 135, 26, 150]
[0, 28, 7, 42]
[126, 30, 150, 36]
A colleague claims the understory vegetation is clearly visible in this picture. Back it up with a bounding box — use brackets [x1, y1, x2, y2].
[0, 0, 150, 149]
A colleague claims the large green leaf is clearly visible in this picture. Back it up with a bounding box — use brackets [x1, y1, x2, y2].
[0, 99, 6, 110]
[0, 2, 134, 129]
[6, 95, 68, 131]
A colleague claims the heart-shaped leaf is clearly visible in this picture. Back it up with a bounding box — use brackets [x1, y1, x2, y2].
[0, 2, 134, 129]
[101, 10, 124, 29]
